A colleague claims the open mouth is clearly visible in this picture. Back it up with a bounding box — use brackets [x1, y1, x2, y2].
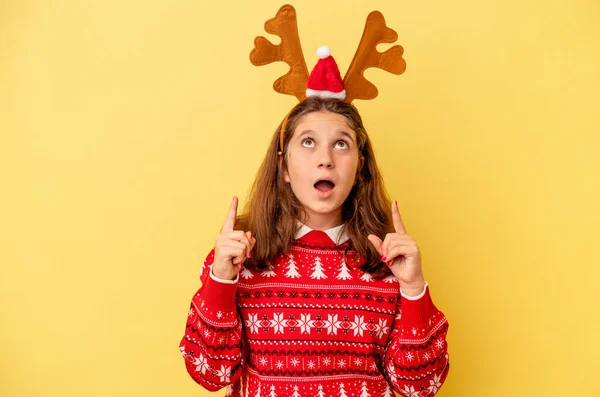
[314, 180, 335, 192]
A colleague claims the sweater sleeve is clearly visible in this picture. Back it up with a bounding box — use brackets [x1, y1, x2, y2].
[179, 248, 245, 391]
[382, 285, 450, 396]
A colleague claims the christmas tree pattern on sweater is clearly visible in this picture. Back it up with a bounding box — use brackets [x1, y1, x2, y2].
[180, 231, 449, 396]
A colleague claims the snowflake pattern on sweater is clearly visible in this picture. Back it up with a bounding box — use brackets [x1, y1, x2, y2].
[179, 230, 449, 397]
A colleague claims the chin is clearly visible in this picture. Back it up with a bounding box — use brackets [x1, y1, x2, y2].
[293, 189, 349, 218]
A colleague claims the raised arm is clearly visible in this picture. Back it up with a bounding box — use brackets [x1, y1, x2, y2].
[179, 248, 246, 390]
[382, 286, 449, 396]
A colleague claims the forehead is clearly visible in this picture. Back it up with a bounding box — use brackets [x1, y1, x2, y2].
[293, 111, 354, 136]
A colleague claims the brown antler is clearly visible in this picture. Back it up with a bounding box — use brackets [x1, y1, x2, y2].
[249, 4, 309, 101]
[343, 11, 406, 103]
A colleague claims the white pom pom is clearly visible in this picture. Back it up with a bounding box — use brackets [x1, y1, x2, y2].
[316, 46, 331, 59]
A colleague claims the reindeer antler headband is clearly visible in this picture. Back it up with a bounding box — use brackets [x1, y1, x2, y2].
[250, 4, 407, 151]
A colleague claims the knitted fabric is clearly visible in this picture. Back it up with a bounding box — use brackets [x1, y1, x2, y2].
[179, 230, 449, 397]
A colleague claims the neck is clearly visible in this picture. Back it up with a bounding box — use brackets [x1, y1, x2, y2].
[301, 210, 343, 230]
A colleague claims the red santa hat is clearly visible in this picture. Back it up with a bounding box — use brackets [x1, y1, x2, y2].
[305, 46, 347, 100]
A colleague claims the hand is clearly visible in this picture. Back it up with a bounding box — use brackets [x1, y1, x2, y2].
[212, 196, 256, 280]
[367, 200, 425, 295]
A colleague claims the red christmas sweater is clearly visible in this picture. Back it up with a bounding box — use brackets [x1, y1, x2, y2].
[179, 227, 449, 397]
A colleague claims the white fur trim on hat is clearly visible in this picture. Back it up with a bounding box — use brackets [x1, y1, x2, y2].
[306, 88, 347, 100]
[316, 46, 331, 59]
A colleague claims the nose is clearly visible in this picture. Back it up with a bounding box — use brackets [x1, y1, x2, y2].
[317, 147, 334, 168]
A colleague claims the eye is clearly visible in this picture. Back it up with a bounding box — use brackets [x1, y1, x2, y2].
[301, 138, 315, 148]
[335, 140, 350, 149]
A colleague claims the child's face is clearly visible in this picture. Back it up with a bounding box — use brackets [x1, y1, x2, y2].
[281, 110, 361, 228]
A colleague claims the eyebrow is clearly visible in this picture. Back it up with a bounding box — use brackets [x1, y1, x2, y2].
[297, 129, 356, 143]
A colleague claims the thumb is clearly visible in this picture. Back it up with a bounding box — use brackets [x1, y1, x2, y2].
[367, 234, 384, 256]
[246, 231, 257, 258]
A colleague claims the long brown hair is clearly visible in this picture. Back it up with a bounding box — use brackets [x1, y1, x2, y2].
[238, 97, 394, 279]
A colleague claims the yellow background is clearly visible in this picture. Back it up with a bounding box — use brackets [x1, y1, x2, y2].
[1, 0, 599, 396]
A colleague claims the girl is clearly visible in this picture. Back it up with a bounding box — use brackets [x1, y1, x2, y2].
[178, 97, 450, 397]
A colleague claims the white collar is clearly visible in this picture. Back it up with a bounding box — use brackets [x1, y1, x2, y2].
[295, 221, 350, 245]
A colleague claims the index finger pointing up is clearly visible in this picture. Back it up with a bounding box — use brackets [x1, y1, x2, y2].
[222, 196, 238, 232]
[392, 200, 407, 234]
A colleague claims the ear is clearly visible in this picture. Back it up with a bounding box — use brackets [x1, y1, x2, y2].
[278, 151, 291, 183]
